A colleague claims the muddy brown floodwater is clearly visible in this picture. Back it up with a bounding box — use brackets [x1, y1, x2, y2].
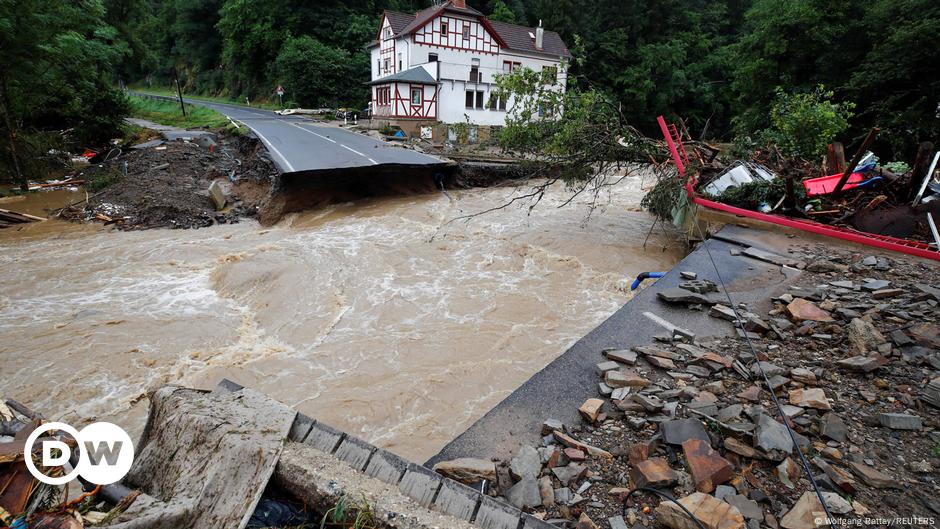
[0, 177, 683, 461]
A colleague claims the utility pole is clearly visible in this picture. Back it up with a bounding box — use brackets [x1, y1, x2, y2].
[174, 70, 186, 117]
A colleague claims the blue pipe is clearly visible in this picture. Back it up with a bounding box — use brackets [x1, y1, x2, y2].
[631, 271, 667, 291]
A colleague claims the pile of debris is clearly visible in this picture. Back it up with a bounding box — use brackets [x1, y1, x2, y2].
[58, 134, 278, 230]
[433, 247, 939, 528]
[692, 133, 940, 250]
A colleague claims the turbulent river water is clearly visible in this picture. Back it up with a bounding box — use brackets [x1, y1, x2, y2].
[0, 178, 682, 461]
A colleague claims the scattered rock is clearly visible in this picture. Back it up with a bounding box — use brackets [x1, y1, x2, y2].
[578, 398, 604, 424]
[432, 458, 496, 483]
[656, 492, 745, 529]
[509, 445, 541, 480]
[630, 458, 679, 488]
[724, 437, 761, 459]
[658, 287, 717, 305]
[788, 388, 831, 410]
[775, 458, 800, 489]
[846, 318, 887, 353]
[836, 355, 886, 373]
[726, 494, 763, 520]
[754, 415, 794, 459]
[780, 491, 826, 529]
[576, 512, 598, 529]
[847, 462, 899, 489]
[506, 477, 542, 509]
[604, 349, 638, 365]
[551, 464, 587, 485]
[877, 413, 923, 430]
[682, 438, 734, 493]
[605, 370, 651, 389]
[786, 299, 834, 322]
[661, 418, 710, 446]
[819, 413, 847, 443]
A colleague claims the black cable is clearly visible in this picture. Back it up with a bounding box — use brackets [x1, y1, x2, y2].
[690, 219, 834, 524]
[622, 487, 709, 529]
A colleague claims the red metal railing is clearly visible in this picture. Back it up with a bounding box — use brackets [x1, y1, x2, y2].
[656, 116, 940, 262]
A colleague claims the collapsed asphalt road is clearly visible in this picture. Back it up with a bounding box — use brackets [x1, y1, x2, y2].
[130, 92, 445, 173]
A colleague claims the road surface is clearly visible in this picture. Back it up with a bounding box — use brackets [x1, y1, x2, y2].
[132, 92, 444, 174]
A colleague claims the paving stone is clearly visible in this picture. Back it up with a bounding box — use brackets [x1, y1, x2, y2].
[682, 438, 733, 493]
[661, 418, 710, 446]
[432, 458, 497, 484]
[506, 477, 542, 510]
[433, 478, 481, 521]
[334, 435, 376, 471]
[303, 421, 345, 454]
[656, 492, 745, 529]
[475, 494, 523, 529]
[399, 463, 443, 508]
[510, 445, 541, 480]
[365, 449, 409, 485]
[877, 413, 922, 430]
[630, 458, 679, 488]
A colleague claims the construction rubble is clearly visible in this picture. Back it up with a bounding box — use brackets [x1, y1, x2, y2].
[433, 245, 939, 528]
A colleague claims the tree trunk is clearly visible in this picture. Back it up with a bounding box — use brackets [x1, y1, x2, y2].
[0, 73, 27, 191]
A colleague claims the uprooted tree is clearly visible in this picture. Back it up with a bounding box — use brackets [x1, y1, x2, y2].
[479, 66, 669, 216]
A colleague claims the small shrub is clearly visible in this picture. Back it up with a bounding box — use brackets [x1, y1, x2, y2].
[762, 86, 854, 160]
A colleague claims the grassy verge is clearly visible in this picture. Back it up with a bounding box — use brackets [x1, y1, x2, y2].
[128, 96, 234, 130]
[130, 86, 283, 111]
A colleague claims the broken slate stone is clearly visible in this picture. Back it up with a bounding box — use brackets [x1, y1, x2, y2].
[579, 398, 604, 424]
[786, 298, 834, 322]
[506, 477, 542, 509]
[658, 287, 717, 305]
[604, 349, 638, 365]
[775, 458, 800, 489]
[551, 464, 587, 485]
[788, 388, 831, 410]
[836, 355, 886, 373]
[661, 418, 710, 446]
[724, 437, 760, 459]
[510, 445, 542, 480]
[877, 413, 922, 430]
[682, 438, 733, 493]
[847, 462, 899, 489]
[605, 370, 650, 389]
[750, 362, 786, 378]
[861, 279, 890, 291]
[819, 413, 847, 443]
[872, 288, 904, 300]
[630, 458, 678, 488]
[754, 415, 793, 458]
[596, 360, 620, 372]
[656, 492, 745, 529]
[726, 494, 763, 521]
[846, 318, 887, 353]
[779, 491, 825, 529]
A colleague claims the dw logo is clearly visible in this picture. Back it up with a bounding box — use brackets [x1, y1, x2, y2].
[24, 422, 134, 485]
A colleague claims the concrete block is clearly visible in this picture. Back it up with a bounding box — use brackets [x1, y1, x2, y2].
[288, 413, 314, 442]
[335, 435, 376, 472]
[303, 421, 345, 454]
[399, 464, 443, 508]
[365, 449, 409, 485]
[475, 494, 522, 529]
[433, 478, 481, 521]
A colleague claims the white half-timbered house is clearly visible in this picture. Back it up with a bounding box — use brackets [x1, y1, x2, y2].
[368, 0, 571, 136]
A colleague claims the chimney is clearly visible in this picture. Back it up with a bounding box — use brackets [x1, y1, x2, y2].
[535, 20, 544, 50]
[452, 0, 466, 8]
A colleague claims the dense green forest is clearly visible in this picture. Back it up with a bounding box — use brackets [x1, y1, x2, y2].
[1, 0, 938, 185]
